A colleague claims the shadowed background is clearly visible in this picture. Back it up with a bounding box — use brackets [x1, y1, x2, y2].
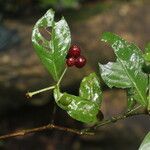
[0, 0, 150, 149]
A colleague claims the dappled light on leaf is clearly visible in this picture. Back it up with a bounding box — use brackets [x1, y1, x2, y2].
[139, 132, 150, 150]
[53, 73, 102, 123]
[100, 32, 148, 107]
[32, 9, 71, 81]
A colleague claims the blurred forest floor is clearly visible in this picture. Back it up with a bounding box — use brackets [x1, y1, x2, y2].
[0, 0, 150, 149]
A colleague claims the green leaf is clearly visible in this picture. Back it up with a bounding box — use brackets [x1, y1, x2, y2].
[139, 132, 150, 150]
[61, 93, 99, 123]
[79, 73, 102, 105]
[53, 88, 99, 123]
[53, 76, 101, 123]
[32, 9, 71, 81]
[99, 62, 131, 88]
[100, 32, 148, 106]
[99, 62, 138, 110]
[54, 87, 73, 110]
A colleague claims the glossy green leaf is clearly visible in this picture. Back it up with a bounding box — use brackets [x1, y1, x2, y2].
[79, 73, 102, 105]
[54, 88, 99, 123]
[53, 75, 101, 123]
[53, 87, 67, 110]
[32, 9, 71, 81]
[139, 132, 150, 150]
[99, 62, 138, 110]
[54, 87, 75, 110]
[100, 32, 148, 106]
[99, 62, 131, 88]
[62, 93, 99, 123]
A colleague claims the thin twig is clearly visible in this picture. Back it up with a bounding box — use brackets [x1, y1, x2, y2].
[127, 105, 142, 114]
[26, 85, 55, 98]
[0, 124, 94, 140]
[57, 67, 67, 86]
[0, 109, 147, 140]
[26, 68, 67, 98]
[26, 67, 67, 99]
[82, 108, 147, 132]
[95, 111, 145, 129]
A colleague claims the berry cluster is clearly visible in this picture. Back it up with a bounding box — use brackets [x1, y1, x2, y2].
[66, 45, 86, 68]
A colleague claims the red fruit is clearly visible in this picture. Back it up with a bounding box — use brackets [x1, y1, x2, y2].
[68, 45, 81, 58]
[66, 57, 75, 67]
[75, 56, 86, 68]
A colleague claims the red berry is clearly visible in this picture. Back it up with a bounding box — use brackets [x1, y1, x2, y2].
[66, 57, 75, 67]
[68, 45, 81, 58]
[75, 56, 86, 68]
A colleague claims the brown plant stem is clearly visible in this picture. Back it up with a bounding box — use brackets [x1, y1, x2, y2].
[0, 124, 94, 140]
[0, 108, 148, 140]
[85, 108, 147, 132]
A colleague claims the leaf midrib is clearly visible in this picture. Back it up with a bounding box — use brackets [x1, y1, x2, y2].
[117, 57, 146, 106]
[51, 22, 59, 81]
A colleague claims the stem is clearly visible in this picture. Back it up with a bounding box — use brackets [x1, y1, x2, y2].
[26, 86, 55, 98]
[44, 68, 67, 117]
[0, 124, 94, 140]
[83, 106, 145, 132]
[127, 105, 142, 114]
[0, 108, 147, 140]
[26, 68, 67, 98]
[57, 67, 67, 86]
